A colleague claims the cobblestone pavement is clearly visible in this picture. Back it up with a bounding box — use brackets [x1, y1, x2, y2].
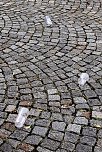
[0, 0, 102, 151]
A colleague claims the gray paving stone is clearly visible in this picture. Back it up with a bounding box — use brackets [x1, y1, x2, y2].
[56, 149, 68, 152]
[74, 117, 88, 125]
[8, 139, 20, 148]
[47, 89, 58, 94]
[0, 138, 3, 145]
[25, 135, 42, 145]
[14, 149, 24, 152]
[5, 105, 16, 112]
[49, 101, 60, 107]
[80, 135, 96, 146]
[94, 146, 102, 152]
[10, 130, 28, 141]
[18, 142, 35, 151]
[64, 131, 79, 143]
[76, 103, 89, 110]
[35, 119, 51, 127]
[84, 90, 97, 98]
[92, 111, 102, 119]
[3, 48, 12, 53]
[0, 103, 6, 111]
[52, 121, 66, 131]
[96, 89, 102, 96]
[0, 118, 4, 126]
[0, 0, 102, 151]
[51, 113, 63, 121]
[61, 141, 75, 151]
[82, 126, 97, 137]
[88, 99, 101, 106]
[90, 119, 102, 128]
[32, 126, 48, 137]
[0, 142, 13, 152]
[98, 129, 102, 138]
[76, 143, 92, 152]
[73, 97, 87, 104]
[37, 146, 53, 152]
[7, 114, 17, 123]
[40, 111, 51, 119]
[48, 94, 60, 101]
[63, 115, 74, 124]
[0, 128, 11, 139]
[48, 130, 64, 141]
[97, 139, 102, 148]
[41, 138, 60, 151]
[67, 124, 81, 134]
[30, 108, 41, 117]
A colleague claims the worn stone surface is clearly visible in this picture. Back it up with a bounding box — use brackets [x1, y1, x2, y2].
[74, 97, 87, 104]
[10, 130, 28, 141]
[24, 135, 42, 145]
[41, 138, 60, 150]
[52, 121, 66, 131]
[64, 131, 79, 143]
[0, 0, 102, 151]
[67, 124, 81, 134]
[92, 111, 102, 119]
[80, 136, 96, 146]
[48, 130, 64, 141]
[32, 126, 48, 137]
[61, 141, 75, 151]
[0, 142, 13, 152]
[82, 126, 97, 137]
[76, 143, 92, 152]
[74, 117, 88, 125]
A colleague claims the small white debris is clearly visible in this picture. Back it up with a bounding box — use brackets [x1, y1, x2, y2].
[45, 16, 52, 26]
[78, 73, 89, 86]
[15, 107, 29, 128]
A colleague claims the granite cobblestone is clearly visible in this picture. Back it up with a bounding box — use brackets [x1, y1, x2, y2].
[0, 0, 102, 151]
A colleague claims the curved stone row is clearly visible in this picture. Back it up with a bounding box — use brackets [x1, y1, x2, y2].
[0, 0, 102, 152]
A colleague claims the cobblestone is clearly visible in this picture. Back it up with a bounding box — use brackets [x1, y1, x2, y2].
[0, 142, 13, 152]
[76, 143, 92, 152]
[0, 0, 102, 151]
[64, 131, 79, 143]
[82, 126, 97, 137]
[74, 97, 87, 104]
[92, 111, 102, 119]
[94, 146, 102, 152]
[67, 124, 81, 134]
[24, 135, 42, 145]
[48, 130, 64, 141]
[37, 146, 53, 152]
[98, 129, 102, 138]
[80, 135, 96, 146]
[41, 138, 60, 151]
[10, 130, 28, 141]
[5, 105, 16, 112]
[61, 141, 75, 151]
[74, 117, 88, 125]
[32, 126, 48, 137]
[52, 121, 66, 132]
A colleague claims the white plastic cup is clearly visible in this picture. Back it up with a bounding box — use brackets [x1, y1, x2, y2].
[15, 107, 29, 128]
[78, 73, 89, 86]
[45, 16, 52, 26]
